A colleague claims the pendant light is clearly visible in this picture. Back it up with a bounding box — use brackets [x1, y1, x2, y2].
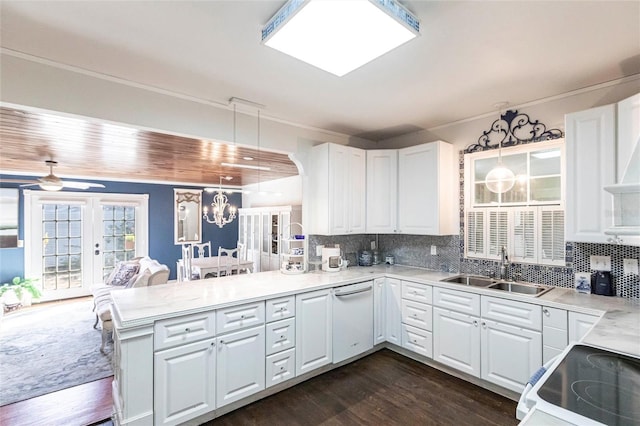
[485, 104, 515, 194]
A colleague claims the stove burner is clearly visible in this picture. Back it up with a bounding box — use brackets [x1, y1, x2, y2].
[587, 353, 640, 376]
[571, 380, 640, 422]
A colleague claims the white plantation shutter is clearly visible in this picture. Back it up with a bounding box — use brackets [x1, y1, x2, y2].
[512, 209, 537, 262]
[488, 209, 509, 259]
[540, 207, 565, 265]
[466, 210, 485, 257]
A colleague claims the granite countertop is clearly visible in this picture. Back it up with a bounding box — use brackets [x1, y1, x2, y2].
[110, 265, 640, 356]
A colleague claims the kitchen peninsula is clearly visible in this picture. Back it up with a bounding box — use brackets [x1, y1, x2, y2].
[110, 266, 640, 426]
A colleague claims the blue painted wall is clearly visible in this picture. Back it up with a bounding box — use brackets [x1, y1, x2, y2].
[0, 174, 241, 283]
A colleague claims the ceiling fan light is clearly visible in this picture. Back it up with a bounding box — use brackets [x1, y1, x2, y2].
[262, 0, 420, 76]
[39, 181, 64, 191]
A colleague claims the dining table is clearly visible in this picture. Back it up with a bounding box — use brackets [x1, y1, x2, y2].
[190, 256, 254, 278]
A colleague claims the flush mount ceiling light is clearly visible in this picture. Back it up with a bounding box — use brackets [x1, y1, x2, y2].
[261, 0, 420, 77]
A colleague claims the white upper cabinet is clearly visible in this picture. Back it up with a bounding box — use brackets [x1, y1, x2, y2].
[366, 150, 398, 233]
[397, 141, 457, 235]
[308, 143, 366, 235]
[565, 104, 616, 243]
[566, 93, 640, 245]
[616, 93, 640, 184]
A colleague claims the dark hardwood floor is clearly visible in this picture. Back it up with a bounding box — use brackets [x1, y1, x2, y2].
[0, 376, 113, 426]
[211, 349, 518, 426]
[0, 349, 518, 426]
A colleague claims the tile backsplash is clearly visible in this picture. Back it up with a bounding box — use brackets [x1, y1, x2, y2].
[308, 234, 639, 300]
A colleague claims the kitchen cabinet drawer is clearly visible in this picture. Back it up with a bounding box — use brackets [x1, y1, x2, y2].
[154, 311, 216, 351]
[216, 301, 265, 335]
[481, 296, 542, 331]
[401, 299, 433, 332]
[266, 296, 295, 322]
[543, 326, 568, 350]
[266, 348, 296, 388]
[433, 287, 480, 316]
[401, 324, 433, 358]
[542, 306, 567, 330]
[401, 281, 432, 304]
[265, 318, 295, 356]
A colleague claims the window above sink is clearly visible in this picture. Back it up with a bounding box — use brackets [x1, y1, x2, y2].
[463, 140, 566, 266]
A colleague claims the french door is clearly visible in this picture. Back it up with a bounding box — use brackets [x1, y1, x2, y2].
[24, 191, 148, 301]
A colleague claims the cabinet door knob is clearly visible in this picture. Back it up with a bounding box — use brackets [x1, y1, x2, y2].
[473, 320, 478, 327]
[280, 335, 285, 339]
[482, 322, 487, 328]
[543, 308, 550, 316]
[185, 327, 190, 333]
[211, 342, 215, 347]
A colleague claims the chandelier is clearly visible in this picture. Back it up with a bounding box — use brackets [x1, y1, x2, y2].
[203, 177, 237, 228]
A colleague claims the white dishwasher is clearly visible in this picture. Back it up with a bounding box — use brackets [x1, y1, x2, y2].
[332, 281, 374, 363]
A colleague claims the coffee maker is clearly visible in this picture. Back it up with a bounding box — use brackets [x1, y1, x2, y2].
[591, 271, 614, 296]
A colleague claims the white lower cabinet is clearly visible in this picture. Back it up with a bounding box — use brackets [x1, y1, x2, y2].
[433, 307, 481, 376]
[568, 311, 600, 342]
[216, 325, 266, 408]
[385, 278, 402, 345]
[373, 278, 386, 345]
[296, 289, 332, 375]
[480, 319, 542, 393]
[400, 281, 433, 358]
[402, 324, 433, 358]
[265, 318, 295, 355]
[433, 290, 543, 393]
[154, 338, 216, 426]
[542, 306, 568, 363]
[266, 348, 296, 388]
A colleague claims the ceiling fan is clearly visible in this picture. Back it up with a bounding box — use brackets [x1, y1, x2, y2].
[1, 160, 106, 191]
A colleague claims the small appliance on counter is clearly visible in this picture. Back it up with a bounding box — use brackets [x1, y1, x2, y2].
[358, 250, 373, 266]
[591, 271, 614, 296]
[322, 247, 344, 272]
[372, 250, 381, 265]
[385, 254, 395, 265]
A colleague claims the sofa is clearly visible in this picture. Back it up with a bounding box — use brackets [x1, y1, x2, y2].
[92, 256, 170, 352]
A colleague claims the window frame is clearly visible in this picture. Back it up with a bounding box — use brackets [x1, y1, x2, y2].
[463, 139, 565, 266]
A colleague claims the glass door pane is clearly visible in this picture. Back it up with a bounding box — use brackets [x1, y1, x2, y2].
[41, 204, 84, 291]
[101, 204, 137, 281]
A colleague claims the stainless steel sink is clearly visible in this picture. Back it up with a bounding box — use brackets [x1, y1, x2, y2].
[441, 275, 495, 287]
[440, 275, 553, 297]
[486, 281, 553, 297]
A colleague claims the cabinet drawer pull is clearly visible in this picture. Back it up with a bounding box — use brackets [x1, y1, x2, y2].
[280, 366, 285, 371]
[280, 335, 285, 339]
[240, 315, 246, 319]
[185, 327, 190, 333]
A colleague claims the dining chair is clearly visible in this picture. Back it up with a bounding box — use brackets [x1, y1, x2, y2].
[218, 246, 239, 277]
[191, 241, 212, 258]
[236, 242, 250, 274]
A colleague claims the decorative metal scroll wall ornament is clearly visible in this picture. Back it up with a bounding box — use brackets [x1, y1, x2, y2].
[465, 109, 563, 154]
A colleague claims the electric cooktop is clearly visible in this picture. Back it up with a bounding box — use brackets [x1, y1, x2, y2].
[537, 344, 640, 426]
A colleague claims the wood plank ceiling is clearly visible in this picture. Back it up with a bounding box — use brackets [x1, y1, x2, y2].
[0, 107, 299, 187]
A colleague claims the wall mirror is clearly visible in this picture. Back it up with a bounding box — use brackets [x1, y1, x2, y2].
[174, 189, 202, 245]
[0, 188, 19, 248]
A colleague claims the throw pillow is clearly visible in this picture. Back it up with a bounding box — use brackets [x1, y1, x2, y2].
[106, 262, 140, 287]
